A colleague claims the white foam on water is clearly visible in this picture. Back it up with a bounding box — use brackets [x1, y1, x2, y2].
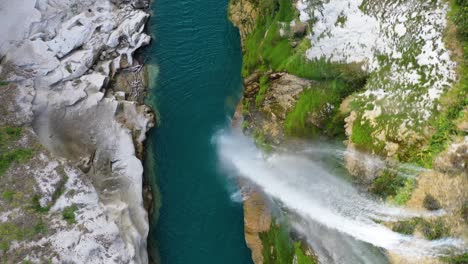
[215, 130, 465, 258]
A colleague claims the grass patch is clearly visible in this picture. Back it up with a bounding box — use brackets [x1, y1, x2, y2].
[392, 218, 421, 235]
[0, 149, 34, 176]
[62, 204, 79, 224]
[30, 195, 51, 213]
[260, 223, 316, 264]
[0, 126, 34, 176]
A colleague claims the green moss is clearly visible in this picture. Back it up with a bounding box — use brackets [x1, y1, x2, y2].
[294, 242, 317, 264]
[260, 223, 316, 264]
[260, 223, 294, 264]
[284, 87, 328, 137]
[285, 79, 361, 138]
[62, 204, 79, 224]
[369, 170, 406, 198]
[0, 80, 9, 86]
[350, 115, 385, 154]
[255, 75, 270, 107]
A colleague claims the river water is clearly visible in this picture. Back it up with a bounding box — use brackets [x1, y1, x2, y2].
[145, 0, 253, 263]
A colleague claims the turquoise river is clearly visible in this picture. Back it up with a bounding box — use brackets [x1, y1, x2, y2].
[145, 0, 253, 263]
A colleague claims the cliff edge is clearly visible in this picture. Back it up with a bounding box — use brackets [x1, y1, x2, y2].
[0, 0, 154, 263]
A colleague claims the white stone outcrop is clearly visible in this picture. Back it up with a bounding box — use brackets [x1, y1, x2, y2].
[0, 0, 153, 263]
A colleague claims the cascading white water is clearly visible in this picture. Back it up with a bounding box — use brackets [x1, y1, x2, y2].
[215, 130, 465, 260]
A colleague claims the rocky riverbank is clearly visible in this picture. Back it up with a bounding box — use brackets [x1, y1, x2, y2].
[0, 0, 154, 262]
[229, 0, 467, 263]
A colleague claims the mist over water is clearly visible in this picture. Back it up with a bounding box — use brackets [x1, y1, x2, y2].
[215, 130, 465, 262]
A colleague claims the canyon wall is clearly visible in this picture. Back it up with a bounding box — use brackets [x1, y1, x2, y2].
[0, 0, 154, 262]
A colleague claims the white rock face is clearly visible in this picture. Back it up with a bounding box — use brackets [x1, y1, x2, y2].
[297, 0, 456, 122]
[0, 0, 153, 263]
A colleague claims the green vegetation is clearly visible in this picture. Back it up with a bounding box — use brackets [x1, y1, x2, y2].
[350, 115, 381, 153]
[0, 221, 45, 251]
[260, 223, 316, 264]
[407, 0, 468, 168]
[253, 129, 273, 152]
[30, 174, 68, 213]
[0, 126, 34, 176]
[335, 13, 347, 27]
[284, 79, 361, 137]
[392, 218, 421, 235]
[255, 75, 270, 106]
[442, 253, 468, 264]
[461, 202, 468, 223]
[294, 242, 316, 264]
[62, 204, 79, 224]
[0, 149, 34, 176]
[2, 190, 15, 203]
[420, 218, 449, 240]
[390, 178, 414, 205]
[0, 80, 9, 86]
[30, 195, 51, 213]
[369, 170, 406, 198]
[241, 0, 367, 139]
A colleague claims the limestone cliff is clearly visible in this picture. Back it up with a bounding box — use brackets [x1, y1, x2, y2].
[0, 0, 154, 262]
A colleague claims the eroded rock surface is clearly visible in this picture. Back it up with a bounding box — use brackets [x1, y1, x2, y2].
[0, 0, 154, 262]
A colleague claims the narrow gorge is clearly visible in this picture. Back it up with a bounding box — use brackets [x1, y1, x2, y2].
[0, 0, 466, 263]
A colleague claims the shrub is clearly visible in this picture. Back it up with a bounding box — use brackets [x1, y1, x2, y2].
[420, 218, 449, 240]
[369, 170, 406, 198]
[423, 194, 441, 211]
